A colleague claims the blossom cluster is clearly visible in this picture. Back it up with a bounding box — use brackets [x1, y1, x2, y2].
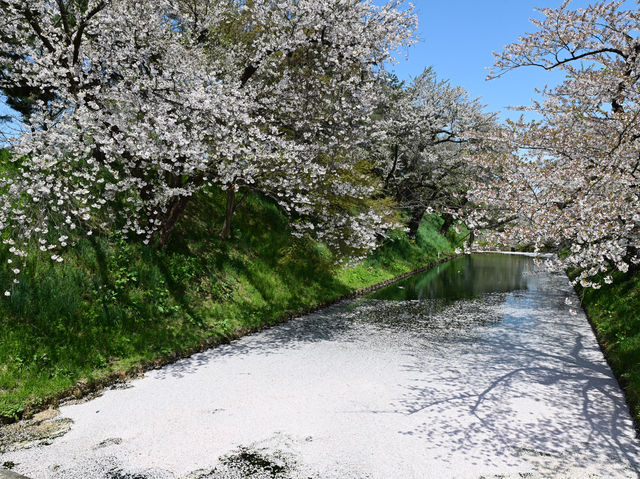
[372, 67, 497, 237]
[472, 0, 640, 286]
[0, 0, 417, 294]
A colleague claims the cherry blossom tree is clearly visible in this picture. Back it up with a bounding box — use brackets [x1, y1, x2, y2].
[473, 0, 640, 287]
[374, 68, 496, 239]
[188, 0, 417, 253]
[0, 0, 417, 294]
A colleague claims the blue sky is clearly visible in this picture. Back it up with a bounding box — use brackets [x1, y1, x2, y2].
[0, 1, 631, 131]
[382, 0, 601, 122]
[0, 95, 18, 140]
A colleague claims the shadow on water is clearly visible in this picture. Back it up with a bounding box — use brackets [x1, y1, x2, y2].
[154, 254, 543, 377]
[122, 254, 640, 476]
[367, 253, 537, 302]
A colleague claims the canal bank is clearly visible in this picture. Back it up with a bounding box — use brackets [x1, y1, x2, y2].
[2, 254, 638, 478]
[575, 268, 640, 432]
[0, 211, 461, 425]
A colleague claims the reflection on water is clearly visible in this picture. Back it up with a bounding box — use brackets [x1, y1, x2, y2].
[343, 295, 509, 341]
[368, 254, 538, 302]
[345, 254, 544, 336]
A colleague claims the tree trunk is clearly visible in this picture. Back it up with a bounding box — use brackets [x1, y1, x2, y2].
[155, 173, 204, 248]
[384, 143, 399, 189]
[157, 195, 192, 248]
[220, 187, 235, 240]
[407, 207, 426, 240]
[468, 229, 475, 248]
[624, 246, 640, 276]
[439, 213, 454, 236]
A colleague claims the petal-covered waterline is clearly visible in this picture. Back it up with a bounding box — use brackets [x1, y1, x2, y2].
[2, 254, 639, 479]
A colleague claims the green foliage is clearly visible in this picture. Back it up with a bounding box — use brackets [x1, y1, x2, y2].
[578, 271, 640, 425]
[0, 188, 459, 419]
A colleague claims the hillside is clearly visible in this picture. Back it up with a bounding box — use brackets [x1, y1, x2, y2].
[0, 188, 460, 422]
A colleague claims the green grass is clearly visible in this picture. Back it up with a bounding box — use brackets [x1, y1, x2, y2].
[578, 270, 640, 425]
[0, 189, 459, 420]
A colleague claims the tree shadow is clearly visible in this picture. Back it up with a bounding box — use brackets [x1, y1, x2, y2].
[144, 246, 206, 328]
[149, 267, 640, 476]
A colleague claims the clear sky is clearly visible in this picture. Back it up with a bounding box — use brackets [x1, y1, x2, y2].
[0, 0, 631, 132]
[0, 95, 18, 141]
[382, 0, 601, 122]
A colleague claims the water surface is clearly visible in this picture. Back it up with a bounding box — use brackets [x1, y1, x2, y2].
[369, 253, 536, 302]
[4, 254, 640, 479]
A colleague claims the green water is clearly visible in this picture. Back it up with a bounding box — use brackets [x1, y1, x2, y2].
[368, 254, 537, 302]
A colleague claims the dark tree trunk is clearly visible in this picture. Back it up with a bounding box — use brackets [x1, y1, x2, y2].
[408, 207, 426, 240]
[468, 230, 475, 248]
[220, 188, 236, 240]
[624, 246, 640, 276]
[155, 174, 204, 248]
[157, 195, 192, 248]
[439, 213, 454, 236]
[384, 143, 399, 189]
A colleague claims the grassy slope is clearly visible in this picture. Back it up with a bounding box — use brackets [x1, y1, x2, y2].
[0, 189, 458, 420]
[578, 271, 640, 425]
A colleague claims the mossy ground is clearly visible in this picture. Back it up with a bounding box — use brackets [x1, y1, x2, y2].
[578, 270, 640, 426]
[0, 189, 459, 420]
